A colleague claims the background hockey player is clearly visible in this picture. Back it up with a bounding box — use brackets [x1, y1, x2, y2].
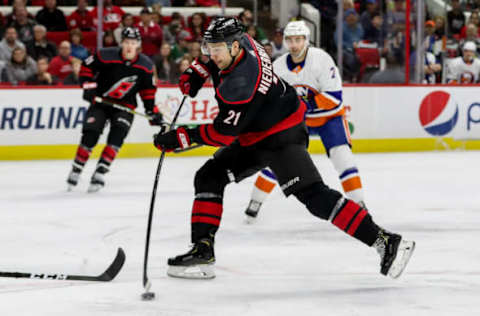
[153, 17, 415, 280]
[67, 27, 163, 192]
[244, 20, 366, 222]
[446, 41, 480, 84]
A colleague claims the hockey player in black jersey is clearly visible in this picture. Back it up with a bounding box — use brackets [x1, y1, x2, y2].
[154, 18, 415, 280]
[67, 27, 164, 192]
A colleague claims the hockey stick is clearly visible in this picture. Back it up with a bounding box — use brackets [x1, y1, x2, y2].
[0, 247, 125, 282]
[173, 143, 203, 153]
[94, 97, 152, 120]
[142, 95, 188, 300]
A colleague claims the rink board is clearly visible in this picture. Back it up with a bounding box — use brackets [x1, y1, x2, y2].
[1, 86, 480, 160]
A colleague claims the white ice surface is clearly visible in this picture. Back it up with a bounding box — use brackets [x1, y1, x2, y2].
[0, 151, 479, 316]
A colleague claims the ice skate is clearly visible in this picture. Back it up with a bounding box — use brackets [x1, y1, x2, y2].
[373, 230, 415, 279]
[244, 200, 262, 224]
[66, 167, 82, 191]
[167, 238, 216, 279]
[87, 171, 105, 193]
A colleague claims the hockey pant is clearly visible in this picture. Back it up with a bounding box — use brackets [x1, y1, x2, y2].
[249, 115, 364, 205]
[72, 104, 134, 173]
[190, 124, 379, 247]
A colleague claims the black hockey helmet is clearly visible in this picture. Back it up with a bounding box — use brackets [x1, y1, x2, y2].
[121, 27, 141, 41]
[202, 17, 244, 55]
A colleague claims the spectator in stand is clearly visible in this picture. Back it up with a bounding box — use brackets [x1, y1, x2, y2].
[27, 56, 57, 85]
[35, 0, 67, 31]
[171, 30, 191, 62]
[48, 40, 73, 80]
[0, 26, 25, 61]
[386, 0, 405, 35]
[466, 0, 480, 11]
[434, 15, 446, 38]
[4, 46, 37, 85]
[360, 0, 378, 31]
[67, 0, 94, 31]
[63, 57, 81, 85]
[246, 24, 257, 40]
[270, 27, 287, 60]
[163, 12, 185, 45]
[263, 42, 273, 59]
[102, 30, 118, 47]
[92, 0, 125, 31]
[178, 53, 192, 74]
[137, 7, 163, 58]
[113, 13, 134, 44]
[423, 51, 442, 84]
[424, 20, 437, 53]
[238, 9, 267, 43]
[335, 8, 363, 81]
[458, 23, 480, 55]
[337, 8, 364, 51]
[186, 12, 206, 43]
[448, 0, 465, 37]
[70, 28, 89, 60]
[364, 13, 388, 55]
[153, 42, 178, 83]
[25, 24, 57, 61]
[5, 0, 33, 26]
[188, 41, 201, 59]
[460, 11, 480, 39]
[309, 0, 338, 54]
[369, 53, 405, 83]
[10, 6, 36, 43]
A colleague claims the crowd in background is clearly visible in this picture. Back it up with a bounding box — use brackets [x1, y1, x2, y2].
[0, 0, 477, 86]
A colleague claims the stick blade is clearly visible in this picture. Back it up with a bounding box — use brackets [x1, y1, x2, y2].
[97, 247, 126, 281]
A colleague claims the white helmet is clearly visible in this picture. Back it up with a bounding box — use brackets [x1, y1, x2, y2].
[463, 41, 477, 52]
[283, 20, 310, 58]
[283, 20, 311, 43]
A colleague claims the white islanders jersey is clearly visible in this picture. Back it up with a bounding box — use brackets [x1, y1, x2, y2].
[273, 47, 344, 127]
[446, 57, 480, 83]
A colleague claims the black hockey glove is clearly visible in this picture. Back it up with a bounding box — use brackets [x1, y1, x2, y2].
[82, 82, 97, 103]
[153, 127, 191, 152]
[146, 106, 167, 129]
[179, 59, 210, 97]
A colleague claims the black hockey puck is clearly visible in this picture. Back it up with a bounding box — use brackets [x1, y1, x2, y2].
[141, 291, 155, 301]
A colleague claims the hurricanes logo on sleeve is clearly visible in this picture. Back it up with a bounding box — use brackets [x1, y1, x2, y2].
[104, 75, 138, 99]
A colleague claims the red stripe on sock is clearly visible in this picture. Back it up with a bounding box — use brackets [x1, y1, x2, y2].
[101, 145, 117, 163]
[347, 209, 368, 236]
[191, 215, 220, 226]
[332, 200, 359, 230]
[75, 146, 91, 163]
[192, 200, 223, 217]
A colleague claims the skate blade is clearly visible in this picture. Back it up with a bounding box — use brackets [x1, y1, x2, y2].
[67, 185, 75, 192]
[167, 264, 215, 279]
[388, 240, 416, 279]
[87, 184, 103, 193]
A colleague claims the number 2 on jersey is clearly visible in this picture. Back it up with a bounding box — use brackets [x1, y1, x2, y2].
[224, 110, 241, 126]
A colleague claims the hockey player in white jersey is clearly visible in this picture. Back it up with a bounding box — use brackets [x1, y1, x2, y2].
[446, 41, 480, 84]
[245, 20, 366, 222]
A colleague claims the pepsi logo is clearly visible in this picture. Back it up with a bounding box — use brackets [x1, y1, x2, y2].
[419, 91, 459, 136]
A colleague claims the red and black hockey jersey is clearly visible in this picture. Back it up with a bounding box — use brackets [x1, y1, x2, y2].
[190, 34, 305, 147]
[79, 47, 156, 112]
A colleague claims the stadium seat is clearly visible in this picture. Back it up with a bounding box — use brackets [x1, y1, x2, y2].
[355, 47, 380, 81]
[46, 31, 70, 46]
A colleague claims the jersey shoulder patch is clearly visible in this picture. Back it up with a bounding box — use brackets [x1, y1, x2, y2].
[135, 53, 154, 73]
[97, 47, 122, 62]
[217, 50, 260, 104]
